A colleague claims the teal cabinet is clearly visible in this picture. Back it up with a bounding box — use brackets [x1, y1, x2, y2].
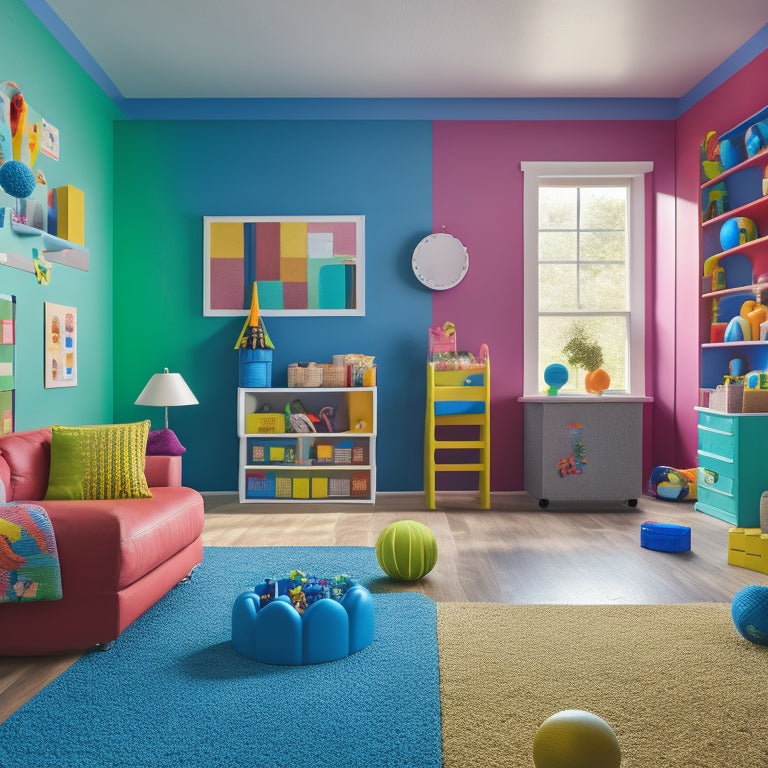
[694, 407, 767, 526]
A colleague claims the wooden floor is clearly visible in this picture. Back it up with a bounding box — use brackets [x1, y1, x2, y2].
[2, 491, 766, 724]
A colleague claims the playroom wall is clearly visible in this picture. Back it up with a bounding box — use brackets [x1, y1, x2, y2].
[112, 120, 433, 492]
[431, 120, 676, 491]
[111, 116, 676, 494]
[0, 0, 118, 430]
[674, 46, 768, 469]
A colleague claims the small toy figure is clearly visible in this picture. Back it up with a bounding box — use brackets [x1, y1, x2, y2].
[259, 578, 276, 608]
[288, 585, 307, 613]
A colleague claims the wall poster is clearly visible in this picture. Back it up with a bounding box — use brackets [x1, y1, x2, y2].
[44, 302, 76, 388]
[203, 215, 365, 316]
[0, 294, 15, 434]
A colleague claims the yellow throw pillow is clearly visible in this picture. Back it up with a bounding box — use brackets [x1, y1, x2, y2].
[45, 421, 153, 500]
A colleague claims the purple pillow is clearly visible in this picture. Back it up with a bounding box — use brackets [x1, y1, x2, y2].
[146, 428, 186, 456]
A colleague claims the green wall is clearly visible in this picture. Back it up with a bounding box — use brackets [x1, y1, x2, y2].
[1, 0, 118, 429]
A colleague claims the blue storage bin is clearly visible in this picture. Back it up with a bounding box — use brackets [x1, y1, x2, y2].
[640, 521, 691, 553]
[239, 348, 273, 387]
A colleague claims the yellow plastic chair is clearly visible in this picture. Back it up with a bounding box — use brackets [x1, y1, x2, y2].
[424, 356, 490, 509]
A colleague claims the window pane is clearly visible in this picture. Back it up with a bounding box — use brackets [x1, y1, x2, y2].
[580, 187, 626, 230]
[538, 315, 627, 393]
[579, 263, 627, 310]
[579, 230, 626, 262]
[539, 187, 576, 229]
[539, 263, 577, 311]
[539, 231, 577, 261]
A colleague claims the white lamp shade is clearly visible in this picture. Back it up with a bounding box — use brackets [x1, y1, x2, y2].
[135, 368, 198, 408]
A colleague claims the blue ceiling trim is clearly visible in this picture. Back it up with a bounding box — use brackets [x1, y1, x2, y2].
[22, 0, 123, 101]
[676, 23, 768, 117]
[115, 97, 678, 121]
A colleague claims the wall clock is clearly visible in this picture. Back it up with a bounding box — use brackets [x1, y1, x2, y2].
[412, 232, 469, 290]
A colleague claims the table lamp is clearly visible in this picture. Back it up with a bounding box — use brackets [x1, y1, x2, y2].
[135, 367, 198, 432]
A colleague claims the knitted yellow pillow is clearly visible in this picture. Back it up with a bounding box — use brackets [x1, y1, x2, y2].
[45, 421, 153, 500]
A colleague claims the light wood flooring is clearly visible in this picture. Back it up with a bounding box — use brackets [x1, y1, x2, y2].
[2, 491, 766, 724]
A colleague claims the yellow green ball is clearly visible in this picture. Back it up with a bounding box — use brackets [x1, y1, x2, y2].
[375, 520, 437, 581]
[533, 709, 621, 768]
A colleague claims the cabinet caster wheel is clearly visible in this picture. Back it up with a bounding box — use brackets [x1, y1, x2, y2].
[538, 498, 550, 509]
[627, 498, 638, 507]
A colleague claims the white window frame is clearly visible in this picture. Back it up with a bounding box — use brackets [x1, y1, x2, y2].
[521, 161, 652, 397]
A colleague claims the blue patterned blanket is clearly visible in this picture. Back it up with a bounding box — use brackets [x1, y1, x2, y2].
[0, 504, 62, 602]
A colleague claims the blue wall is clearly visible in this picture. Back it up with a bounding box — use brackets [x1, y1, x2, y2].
[113, 120, 433, 492]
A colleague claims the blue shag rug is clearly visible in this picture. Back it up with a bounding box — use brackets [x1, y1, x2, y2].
[0, 547, 441, 768]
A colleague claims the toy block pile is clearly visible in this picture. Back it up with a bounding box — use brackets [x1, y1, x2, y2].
[728, 527, 768, 574]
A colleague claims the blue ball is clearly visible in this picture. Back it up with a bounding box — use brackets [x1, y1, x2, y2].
[0, 160, 36, 199]
[732, 585, 768, 646]
[543, 363, 568, 391]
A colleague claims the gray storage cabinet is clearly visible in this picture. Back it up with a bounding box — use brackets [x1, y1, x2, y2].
[520, 396, 651, 508]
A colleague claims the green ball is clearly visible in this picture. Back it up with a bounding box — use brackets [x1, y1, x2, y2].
[533, 710, 621, 768]
[376, 520, 438, 581]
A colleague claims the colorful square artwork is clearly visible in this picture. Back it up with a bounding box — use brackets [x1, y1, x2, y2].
[204, 216, 364, 316]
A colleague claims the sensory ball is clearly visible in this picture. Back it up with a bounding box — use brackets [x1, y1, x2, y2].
[376, 520, 437, 581]
[0, 160, 36, 199]
[544, 363, 568, 392]
[533, 709, 621, 768]
[732, 585, 768, 646]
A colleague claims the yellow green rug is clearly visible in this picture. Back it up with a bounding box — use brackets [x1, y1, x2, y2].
[437, 602, 768, 768]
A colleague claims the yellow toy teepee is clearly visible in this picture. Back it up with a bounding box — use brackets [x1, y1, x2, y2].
[235, 282, 274, 351]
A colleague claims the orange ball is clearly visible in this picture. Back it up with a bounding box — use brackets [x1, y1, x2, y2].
[584, 368, 610, 394]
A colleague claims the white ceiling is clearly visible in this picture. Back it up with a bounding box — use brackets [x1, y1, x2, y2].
[41, 0, 768, 100]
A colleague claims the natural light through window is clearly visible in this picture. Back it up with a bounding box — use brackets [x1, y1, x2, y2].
[521, 162, 652, 397]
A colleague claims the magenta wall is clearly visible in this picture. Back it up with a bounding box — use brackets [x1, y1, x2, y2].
[432, 120, 676, 491]
[675, 48, 768, 469]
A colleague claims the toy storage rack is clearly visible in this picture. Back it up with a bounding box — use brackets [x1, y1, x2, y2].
[237, 386, 376, 504]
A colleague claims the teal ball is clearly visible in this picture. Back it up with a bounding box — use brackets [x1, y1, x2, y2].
[533, 710, 621, 768]
[544, 363, 568, 392]
[0, 160, 36, 199]
[732, 585, 768, 646]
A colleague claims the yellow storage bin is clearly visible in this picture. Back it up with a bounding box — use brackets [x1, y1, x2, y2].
[293, 477, 310, 499]
[311, 477, 329, 498]
[245, 413, 285, 434]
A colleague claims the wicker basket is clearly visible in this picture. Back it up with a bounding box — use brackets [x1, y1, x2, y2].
[287, 363, 323, 387]
[320, 365, 347, 387]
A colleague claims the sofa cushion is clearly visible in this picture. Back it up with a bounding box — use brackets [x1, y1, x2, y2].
[0, 427, 52, 501]
[41, 487, 205, 592]
[45, 421, 152, 500]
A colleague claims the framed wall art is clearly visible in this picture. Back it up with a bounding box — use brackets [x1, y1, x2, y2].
[203, 215, 365, 317]
[0, 294, 15, 434]
[44, 302, 77, 388]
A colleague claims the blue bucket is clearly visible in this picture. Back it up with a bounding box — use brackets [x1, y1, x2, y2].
[239, 348, 273, 387]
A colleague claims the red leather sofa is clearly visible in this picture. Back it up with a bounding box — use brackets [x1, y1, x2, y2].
[0, 427, 205, 655]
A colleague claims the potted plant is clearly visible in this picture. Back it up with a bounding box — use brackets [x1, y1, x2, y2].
[562, 322, 610, 394]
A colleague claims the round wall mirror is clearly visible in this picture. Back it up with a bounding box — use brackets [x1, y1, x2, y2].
[412, 232, 469, 290]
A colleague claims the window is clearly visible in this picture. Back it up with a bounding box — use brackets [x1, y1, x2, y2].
[521, 161, 652, 397]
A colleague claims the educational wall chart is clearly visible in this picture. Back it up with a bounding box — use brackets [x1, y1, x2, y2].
[44, 301, 76, 388]
[204, 216, 364, 316]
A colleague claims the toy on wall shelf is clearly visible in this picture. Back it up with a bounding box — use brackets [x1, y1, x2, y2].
[720, 217, 758, 252]
[700, 130, 725, 182]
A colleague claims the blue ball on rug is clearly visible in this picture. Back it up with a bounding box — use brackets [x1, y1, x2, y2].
[732, 585, 768, 646]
